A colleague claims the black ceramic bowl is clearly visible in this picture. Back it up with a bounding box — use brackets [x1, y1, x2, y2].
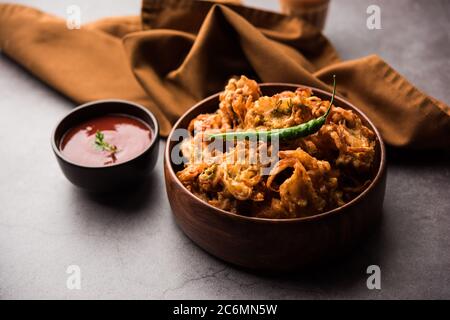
[52, 100, 159, 192]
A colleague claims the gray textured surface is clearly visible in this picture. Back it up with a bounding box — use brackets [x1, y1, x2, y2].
[0, 0, 449, 299]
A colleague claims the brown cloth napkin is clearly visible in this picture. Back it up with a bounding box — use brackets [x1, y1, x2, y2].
[1, 0, 449, 148]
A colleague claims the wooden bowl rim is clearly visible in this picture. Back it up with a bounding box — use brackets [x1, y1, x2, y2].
[165, 83, 386, 224]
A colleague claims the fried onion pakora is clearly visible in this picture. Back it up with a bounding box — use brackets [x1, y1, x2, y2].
[177, 76, 377, 218]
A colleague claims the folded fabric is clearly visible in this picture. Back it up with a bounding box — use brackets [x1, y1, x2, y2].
[0, 0, 449, 149]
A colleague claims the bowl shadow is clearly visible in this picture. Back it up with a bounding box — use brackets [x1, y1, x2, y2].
[70, 170, 159, 219]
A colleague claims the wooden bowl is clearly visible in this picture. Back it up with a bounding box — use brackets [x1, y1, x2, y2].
[164, 84, 386, 272]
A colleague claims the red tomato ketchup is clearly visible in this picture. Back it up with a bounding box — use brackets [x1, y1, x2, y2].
[60, 115, 152, 167]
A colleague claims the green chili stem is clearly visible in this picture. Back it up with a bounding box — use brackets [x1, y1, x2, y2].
[208, 75, 337, 142]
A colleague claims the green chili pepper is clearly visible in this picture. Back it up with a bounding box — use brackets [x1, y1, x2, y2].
[208, 75, 336, 142]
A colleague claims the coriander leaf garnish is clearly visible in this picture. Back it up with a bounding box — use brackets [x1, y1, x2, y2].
[94, 130, 118, 153]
